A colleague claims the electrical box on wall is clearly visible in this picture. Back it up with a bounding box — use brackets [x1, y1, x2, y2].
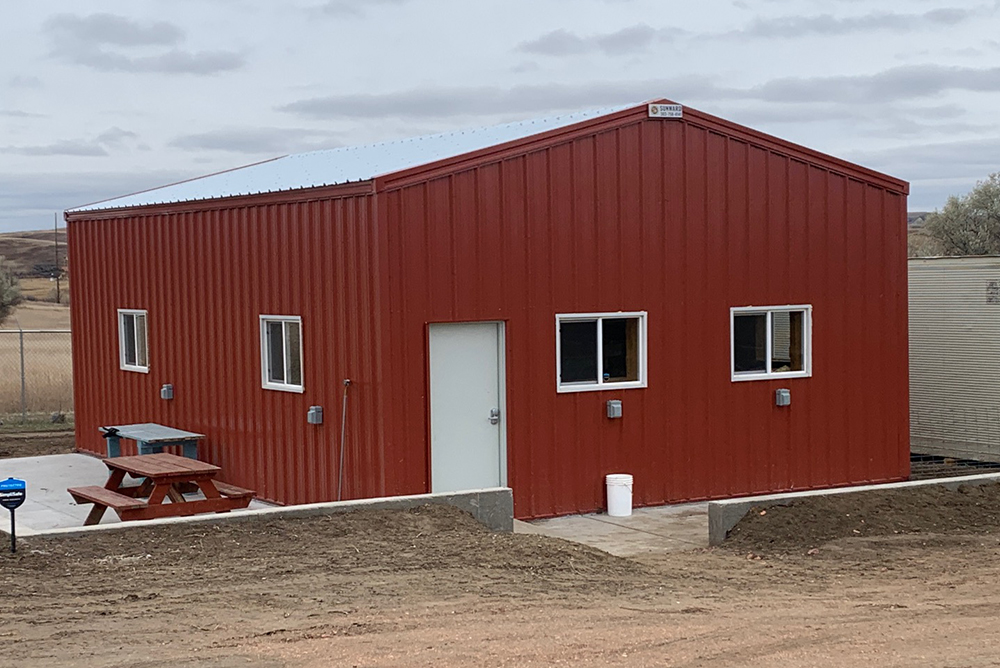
[307, 406, 323, 424]
[160, 384, 173, 400]
[775, 389, 791, 407]
[607, 399, 623, 419]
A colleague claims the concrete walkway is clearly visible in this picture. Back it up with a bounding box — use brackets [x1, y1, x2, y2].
[515, 502, 709, 557]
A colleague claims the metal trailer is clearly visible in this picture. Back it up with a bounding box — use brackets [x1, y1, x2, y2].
[910, 256, 1000, 463]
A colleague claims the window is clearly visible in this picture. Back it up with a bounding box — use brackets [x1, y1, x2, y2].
[731, 305, 811, 381]
[118, 309, 149, 372]
[260, 315, 303, 392]
[556, 312, 647, 392]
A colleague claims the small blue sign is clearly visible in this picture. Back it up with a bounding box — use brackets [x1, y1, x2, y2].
[0, 477, 26, 510]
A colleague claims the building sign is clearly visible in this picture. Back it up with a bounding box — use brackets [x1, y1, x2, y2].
[648, 104, 683, 119]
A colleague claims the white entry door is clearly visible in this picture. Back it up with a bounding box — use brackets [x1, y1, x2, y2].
[429, 322, 505, 493]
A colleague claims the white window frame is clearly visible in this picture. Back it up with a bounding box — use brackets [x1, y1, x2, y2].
[555, 311, 648, 393]
[259, 315, 304, 393]
[730, 304, 812, 382]
[117, 308, 149, 373]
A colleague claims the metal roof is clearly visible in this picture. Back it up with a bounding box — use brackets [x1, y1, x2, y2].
[68, 105, 632, 212]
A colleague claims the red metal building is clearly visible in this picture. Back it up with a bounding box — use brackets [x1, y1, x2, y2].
[66, 100, 910, 519]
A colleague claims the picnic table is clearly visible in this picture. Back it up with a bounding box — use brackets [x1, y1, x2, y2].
[68, 453, 255, 526]
[101, 423, 204, 458]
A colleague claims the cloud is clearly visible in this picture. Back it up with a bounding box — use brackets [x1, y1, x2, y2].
[0, 110, 45, 119]
[279, 62, 1000, 123]
[8, 76, 42, 89]
[96, 127, 139, 146]
[511, 61, 540, 74]
[318, 0, 408, 17]
[6, 141, 109, 157]
[855, 137, 1000, 182]
[723, 101, 966, 128]
[44, 13, 245, 75]
[5, 127, 142, 157]
[278, 79, 713, 120]
[170, 127, 343, 154]
[44, 13, 182, 46]
[67, 48, 245, 74]
[907, 178, 986, 211]
[752, 64, 1000, 104]
[731, 7, 980, 38]
[848, 134, 999, 207]
[517, 24, 685, 56]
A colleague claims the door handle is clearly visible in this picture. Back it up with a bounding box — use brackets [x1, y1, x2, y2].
[488, 408, 500, 425]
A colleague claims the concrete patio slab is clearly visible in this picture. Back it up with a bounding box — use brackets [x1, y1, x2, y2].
[0, 453, 274, 532]
[515, 501, 709, 557]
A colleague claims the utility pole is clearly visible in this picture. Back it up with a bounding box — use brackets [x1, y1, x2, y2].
[53, 212, 61, 304]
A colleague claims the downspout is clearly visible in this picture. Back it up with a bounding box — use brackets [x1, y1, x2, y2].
[337, 379, 351, 501]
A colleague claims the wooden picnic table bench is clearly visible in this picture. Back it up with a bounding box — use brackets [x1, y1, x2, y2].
[68, 453, 255, 526]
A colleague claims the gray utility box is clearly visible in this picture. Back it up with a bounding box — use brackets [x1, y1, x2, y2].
[307, 406, 323, 424]
[775, 389, 791, 407]
[606, 400, 623, 419]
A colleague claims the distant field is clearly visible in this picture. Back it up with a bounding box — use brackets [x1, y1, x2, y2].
[0, 228, 66, 273]
[19, 276, 69, 303]
[0, 228, 73, 428]
[0, 303, 73, 424]
[0, 228, 69, 304]
[0, 302, 71, 330]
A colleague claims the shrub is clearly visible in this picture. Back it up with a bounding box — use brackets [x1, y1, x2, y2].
[0, 256, 22, 325]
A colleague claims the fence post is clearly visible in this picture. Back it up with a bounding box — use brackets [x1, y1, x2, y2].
[19, 328, 26, 424]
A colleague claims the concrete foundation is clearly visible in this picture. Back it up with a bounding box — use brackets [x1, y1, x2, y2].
[708, 472, 1000, 545]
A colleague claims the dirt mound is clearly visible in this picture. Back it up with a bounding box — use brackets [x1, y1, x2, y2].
[5, 504, 650, 602]
[724, 483, 1000, 554]
[0, 431, 74, 458]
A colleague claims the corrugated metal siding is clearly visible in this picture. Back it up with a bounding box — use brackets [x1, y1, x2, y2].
[382, 116, 910, 519]
[909, 257, 1000, 461]
[68, 194, 393, 505]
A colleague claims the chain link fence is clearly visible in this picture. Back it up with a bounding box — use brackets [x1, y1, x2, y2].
[0, 329, 73, 431]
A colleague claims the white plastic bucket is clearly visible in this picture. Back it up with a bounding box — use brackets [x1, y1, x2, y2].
[605, 473, 633, 517]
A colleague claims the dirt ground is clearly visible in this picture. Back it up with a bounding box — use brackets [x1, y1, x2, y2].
[4, 482, 1000, 667]
[0, 431, 75, 458]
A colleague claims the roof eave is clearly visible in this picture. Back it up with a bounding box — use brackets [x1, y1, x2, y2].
[64, 180, 376, 222]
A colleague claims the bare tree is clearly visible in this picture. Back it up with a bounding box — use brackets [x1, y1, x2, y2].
[0, 255, 22, 325]
[921, 173, 1000, 256]
[907, 229, 943, 258]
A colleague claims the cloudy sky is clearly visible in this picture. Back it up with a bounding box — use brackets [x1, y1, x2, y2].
[2, 0, 999, 232]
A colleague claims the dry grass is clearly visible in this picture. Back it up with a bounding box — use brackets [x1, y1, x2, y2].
[0, 302, 71, 330]
[18, 277, 69, 303]
[0, 228, 69, 306]
[0, 330, 73, 416]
